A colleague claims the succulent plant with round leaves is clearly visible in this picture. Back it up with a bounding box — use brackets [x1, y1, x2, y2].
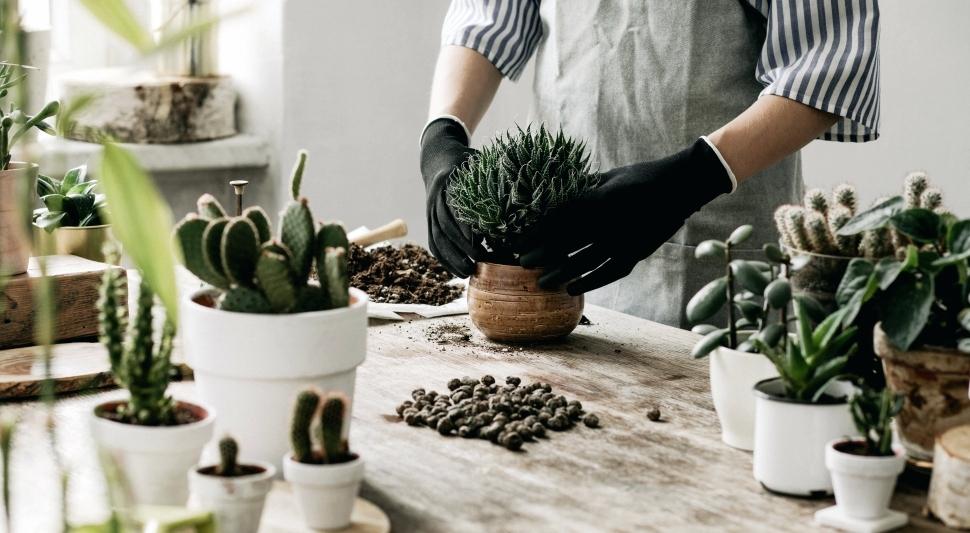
[174, 150, 351, 314]
[33, 165, 107, 232]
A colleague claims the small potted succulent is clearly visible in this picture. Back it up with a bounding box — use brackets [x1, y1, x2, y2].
[32, 164, 112, 261]
[176, 149, 367, 470]
[824, 387, 906, 521]
[447, 125, 597, 342]
[751, 300, 859, 496]
[283, 389, 363, 531]
[835, 198, 970, 461]
[188, 435, 276, 533]
[89, 246, 215, 505]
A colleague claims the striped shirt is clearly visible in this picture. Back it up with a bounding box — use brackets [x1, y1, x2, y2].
[442, 0, 879, 142]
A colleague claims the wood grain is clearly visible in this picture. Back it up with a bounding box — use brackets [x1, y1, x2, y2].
[928, 425, 970, 528]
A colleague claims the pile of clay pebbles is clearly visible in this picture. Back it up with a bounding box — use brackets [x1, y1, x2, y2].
[395, 375, 600, 451]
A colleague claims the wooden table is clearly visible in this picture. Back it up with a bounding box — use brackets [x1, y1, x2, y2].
[0, 305, 949, 532]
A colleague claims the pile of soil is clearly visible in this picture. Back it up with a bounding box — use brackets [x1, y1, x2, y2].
[348, 244, 464, 305]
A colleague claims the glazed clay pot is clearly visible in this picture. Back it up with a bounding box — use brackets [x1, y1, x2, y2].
[874, 324, 970, 461]
[467, 262, 583, 343]
[0, 163, 38, 276]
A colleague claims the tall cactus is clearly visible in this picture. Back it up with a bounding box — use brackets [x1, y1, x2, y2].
[218, 436, 239, 476]
[173, 150, 352, 314]
[291, 389, 320, 464]
[320, 392, 350, 464]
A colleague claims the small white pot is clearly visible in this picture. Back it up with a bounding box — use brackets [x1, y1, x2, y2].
[826, 439, 906, 520]
[282, 454, 364, 530]
[182, 288, 368, 472]
[753, 378, 858, 496]
[188, 461, 277, 533]
[709, 346, 778, 451]
[89, 400, 215, 505]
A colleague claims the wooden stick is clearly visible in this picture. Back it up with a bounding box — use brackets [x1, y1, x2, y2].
[350, 219, 408, 248]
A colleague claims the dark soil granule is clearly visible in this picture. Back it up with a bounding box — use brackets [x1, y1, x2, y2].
[348, 244, 464, 305]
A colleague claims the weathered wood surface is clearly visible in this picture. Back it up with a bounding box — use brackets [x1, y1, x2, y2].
[0, 256, 125, 349]
[0, 305, 951, 532]
[928, 424, 970, 528]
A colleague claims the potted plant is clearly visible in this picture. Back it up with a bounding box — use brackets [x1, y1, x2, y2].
[176, 149, 367, 470]
[686, 225, 798, 451]
[751, 300, 859, 496]
[89, 246, 215, 505]
[822, 387, 906, 523]
[835, 199, 970, 461]
[283, 389, 363, 530]
[32, 164, 112, 261]
[447, 125, 597, 342]
[188, 435, 275, 533]
[0, 60, 58, 275]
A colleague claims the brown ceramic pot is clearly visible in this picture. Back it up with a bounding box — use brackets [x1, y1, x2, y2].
[0, 163, 37, 276]
[874, 323, 970, 461]
[467, 262, 583, 343]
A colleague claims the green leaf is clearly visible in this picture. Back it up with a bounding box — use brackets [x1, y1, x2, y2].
[731, 260, 768, 294]
[764, 279, 792, 308]
[686, 277, 728, 324]
[794, 294, 828, 324]
[33, 211, 65, 232]
[727, 225, 753, 246]
[67, 181, 98, 196]
[948, 220, 970, 255]
[881, 272, 934, 350]
[758, 324, 787, 348]
[890, 208, 943, 243]
[874, 257, 905, 290]
[59, 165, 88, 193]
[793, 298, 815, 354]
[695, 240, 726, 260]
[99, 143, 180, 322]
[691, 328, 729, 359]
[812, 308, 849, 353]
[958, 308, 970, 333]
[41, 194, 65, 212]
[806, 356, 849, 403]
[837, 196, 904, 236]
[36, 175, 57, 197]
[67, 193, 96, 219]
[735, 300, 763, 323]
[836, 258, 876, 307]
[763, 243, 787, 263]
[959, 338, 970, 354]
[79, 0, 153, 52]
[691, 324, 719, 335]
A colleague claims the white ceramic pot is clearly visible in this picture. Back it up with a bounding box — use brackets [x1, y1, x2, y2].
[752, 378, 858, 496]
[709, 347, 778, 451]
[188, 461, 276, 533]
[89, 400, 215, 505]
[182, 288, 368, 472]
[825, 439, 905, 520]
[282, 454, 364, 530]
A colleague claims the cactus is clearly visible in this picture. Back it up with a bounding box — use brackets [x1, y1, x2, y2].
[805, 211, 836, 254]
[98, 244, 176, 426]
[290, 149, 308, 201]
[921, 188, 942, 211]
[903, 171, 928, 209]
[320, 392, 350, 464]
[803, 188, 828, 215]
[832, 184, 857, 213]
[291, 389, 320, 464]
[173, 150, 351, 314]
[828, 206, 860, 256]
[217, 436, 238, 476]
[783, 207, 812, 251]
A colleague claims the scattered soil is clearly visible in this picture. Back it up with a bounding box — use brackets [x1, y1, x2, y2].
[424, 323, 473, 346]
[94, 400, 207, 426]
[348, 244, 464, 305]
[833, 439, 888, 457]
[197, 464, 267, 477]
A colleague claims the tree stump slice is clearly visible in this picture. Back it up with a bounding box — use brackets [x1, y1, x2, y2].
[59, 68, 236, 144]
[928, 424, 970, 529]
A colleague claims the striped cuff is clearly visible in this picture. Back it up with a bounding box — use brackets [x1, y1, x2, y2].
[440, 0, 543, 81]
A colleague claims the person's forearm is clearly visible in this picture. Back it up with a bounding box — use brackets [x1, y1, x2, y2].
[428, 45, 503, 135]
[708, 95, 839, 183]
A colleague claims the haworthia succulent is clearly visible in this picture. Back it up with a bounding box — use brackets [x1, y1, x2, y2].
[280, 199, 315, 281]
[221, 218, 261, 287]
[243, 206, 272, 244]
[197, 193, 227, 220]
[173, 215, 229, 289]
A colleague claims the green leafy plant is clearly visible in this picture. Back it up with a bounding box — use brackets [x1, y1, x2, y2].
[836, 199, 970, 352]
[849, 387, 903, 456]
[174, 150, 350, 313]
[32, 165, 106, 232]
[447, 124, 597, 260]
[754, 300, 858, 402]
[289, 388, 353, 465]
[97, 245, 176, 426]
[0, 64, 58, 171]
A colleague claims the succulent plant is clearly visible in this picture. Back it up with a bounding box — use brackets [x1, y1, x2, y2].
[97, 244, 176, 426]
[217, 435, 238, 476]
[447, 124, 598, 257]
[174, 150, 350, 313]
[849, 387, 903, 456]
[0, 62, 58, 170]
[290, 388, 353, 465]
[33, 165, 106, 232]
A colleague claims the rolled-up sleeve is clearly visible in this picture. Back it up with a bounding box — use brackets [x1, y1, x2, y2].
[751, 0, 880, 142]
[441, 0, 543, 82]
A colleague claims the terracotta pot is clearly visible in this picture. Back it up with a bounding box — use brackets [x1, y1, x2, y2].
[874, 324, 970, 461]
[782, 246, 853, 306]
[467, 262, 583, 343]
[0, 163, 38, 276]
[33, 224, 113, 262]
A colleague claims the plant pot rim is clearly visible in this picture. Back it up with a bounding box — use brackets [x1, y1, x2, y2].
[874, 322, 968, 359]
[0, 161, 39, 172]
[752, 377, 850, 405]
[712, 345, 767, 358]
[195, 460, 277, 480]
[187, 287, 368, 317]
[93, 398, 214, 429]
[827, 438, 906, 460]
[34, 223, 111, 231]
[282, 452, 364, 485]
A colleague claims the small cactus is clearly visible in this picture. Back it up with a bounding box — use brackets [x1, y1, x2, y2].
[828, 206, 860, 256]
[291, 389, 321, 464]
[173, 150, 351, 314]
[832, 184, 858, 214]
[784, 207, 812, 252]
[921, 188, 943, 211]
[903, 171, 928, 209]
[320, 392, 350, 464]
[804, 188, 828, 215]
[805, 211, 836, 254]
[218, 436, 238, 476]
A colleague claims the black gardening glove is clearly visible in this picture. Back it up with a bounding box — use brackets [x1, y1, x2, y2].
[519, 137, 734, 295]
[420, 118, 481, 277]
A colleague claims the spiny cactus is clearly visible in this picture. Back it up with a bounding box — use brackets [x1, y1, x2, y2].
[803, 188, 828, 215]
[218, 436, 238, 476]
[903, 171, 928, 209]
[174, 150, 351, 314]
[98, 244, 175, 426]
[320, 392, 350, 464]
[289, 389, 353, 465]
[828, 205, 859, 255]
[291, 389, 321, 464]
[447, 124, 598, 253]
[805, 211, 836, 254]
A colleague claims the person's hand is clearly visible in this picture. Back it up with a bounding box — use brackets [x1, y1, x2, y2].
[519, 137, 734, 294]
[420, 117, 480, 277]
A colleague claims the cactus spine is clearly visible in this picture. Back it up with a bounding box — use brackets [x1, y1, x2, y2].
[291, 389, 321, 464]
[320, 392, 349, 464]
[173, 150, 351, 314]
[218, 436, 239, 476]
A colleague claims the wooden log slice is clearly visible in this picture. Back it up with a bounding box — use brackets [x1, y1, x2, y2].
[928, 424, 970, 528]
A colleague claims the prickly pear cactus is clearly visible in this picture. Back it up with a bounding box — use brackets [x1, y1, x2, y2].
[220, 286, 272, 313]
[256, 251, 297, 313]
[197, 193, 227, 220]
[221, 218, 261, 287]
[280, 199, 316, 281]
[291, 389, 320, 464]
[323, 247, 349, 309]
[244, 206, 272, 244]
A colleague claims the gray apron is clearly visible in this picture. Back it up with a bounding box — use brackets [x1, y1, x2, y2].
[530, 0, 803, 328]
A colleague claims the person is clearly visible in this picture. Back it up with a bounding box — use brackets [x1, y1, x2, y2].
[420, 0, 879, 327]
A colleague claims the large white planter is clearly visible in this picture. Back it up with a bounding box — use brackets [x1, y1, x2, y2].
[752, 378, 857, 496]
[89, 400, 215, 505]
[182, 288, 368, 472]
[283, 454, 364, 530]
[825, 439, 906, 520]
[188, 461, 276, 533]
[709, 347, 778, 451]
